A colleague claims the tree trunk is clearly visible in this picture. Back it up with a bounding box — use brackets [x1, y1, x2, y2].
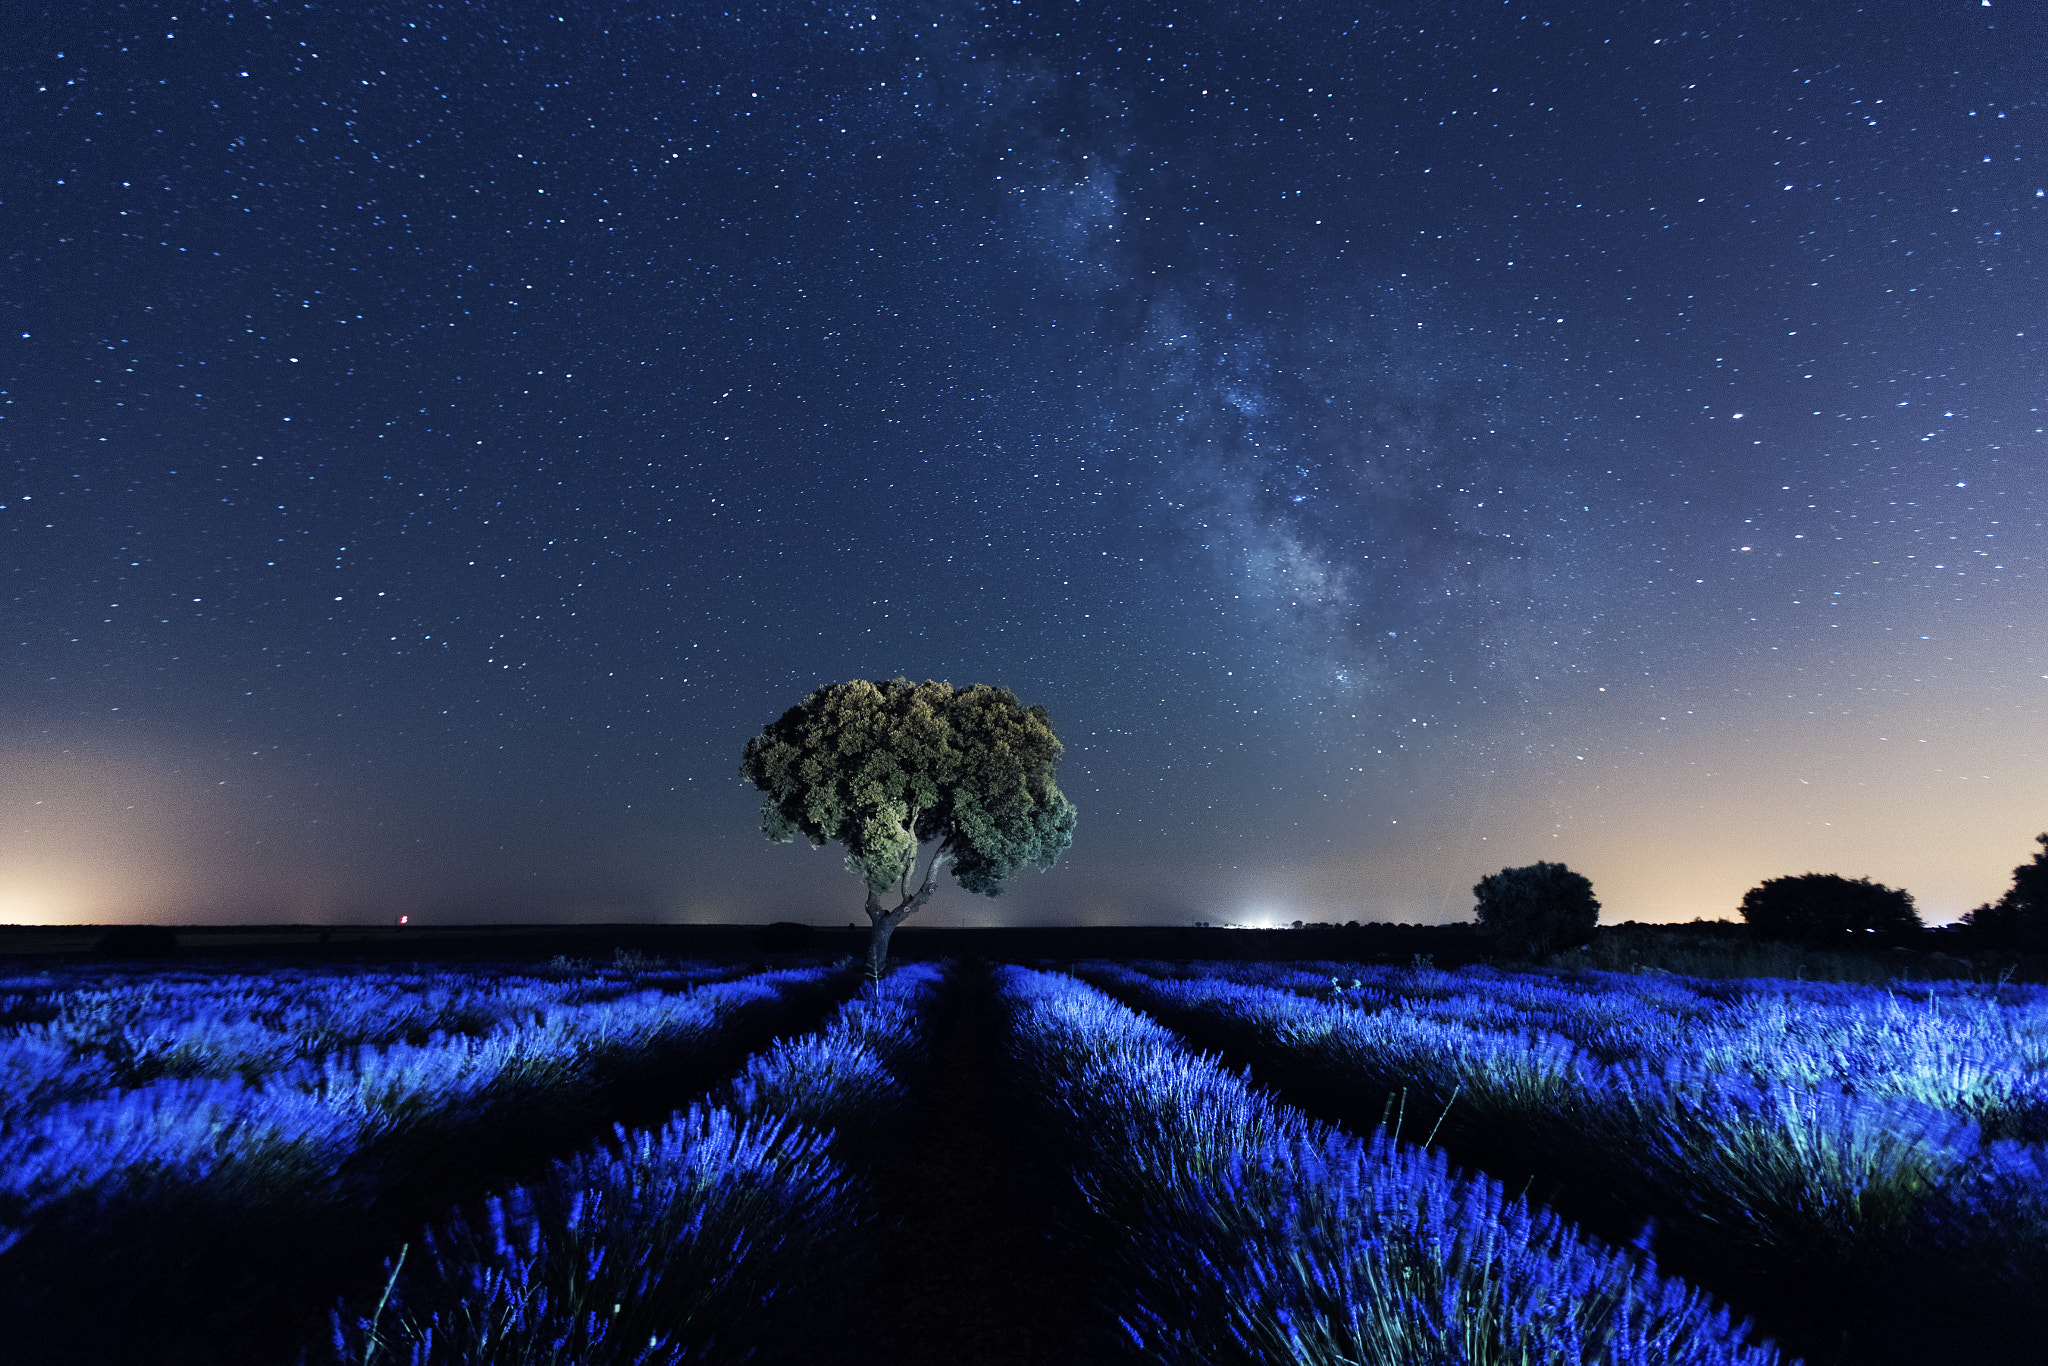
[864, 915, 900, 981]
[863, 881, 937, 979]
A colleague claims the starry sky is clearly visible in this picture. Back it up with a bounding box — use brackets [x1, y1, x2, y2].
[5, 0, 2044, 930]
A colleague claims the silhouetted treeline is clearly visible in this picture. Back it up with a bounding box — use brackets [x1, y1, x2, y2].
[8, 915, 2042, 981]
[1960, 833, 2048, 950]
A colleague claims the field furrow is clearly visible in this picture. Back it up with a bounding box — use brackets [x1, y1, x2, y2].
[831, 957, 1126, 1366]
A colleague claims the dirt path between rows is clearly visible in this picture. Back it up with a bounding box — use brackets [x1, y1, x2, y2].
[823, 958, 1124, 1366]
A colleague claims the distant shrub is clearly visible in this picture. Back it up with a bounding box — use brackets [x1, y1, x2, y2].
[1572, 924, 1969, 984]
[1960, 834, 2048, 951]
[753, 921, 817, 953]
[92, 925, 177, 958]
[1740, 873, 1922, 942]
[1472, 862, 1600, 959]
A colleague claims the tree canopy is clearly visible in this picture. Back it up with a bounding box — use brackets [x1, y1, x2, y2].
[1471, 861, 1601, 959]
[1960, 833, 2048, 949]
[739, 677, 1077, 976]
[1738, 872, 1922, 941]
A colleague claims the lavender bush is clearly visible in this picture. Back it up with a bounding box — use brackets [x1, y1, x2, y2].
[0, 962, 844, 1366]
[1079, 958, 2048, 1363]
[997, 965, 1782, 1366]
[0, 967, 834, 1239]
[330, 963, 946, 1366]
[0, 958, 754, 1129]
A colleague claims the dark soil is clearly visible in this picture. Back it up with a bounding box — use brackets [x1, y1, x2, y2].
[819, 958, 1126, 1366]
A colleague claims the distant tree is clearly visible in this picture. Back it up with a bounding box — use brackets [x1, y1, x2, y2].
[1959, 833, 2048, 950]
[1738, 873, 1922, 941]
[739, 677, 1078, 979]
[1472, 861, 1600, 959]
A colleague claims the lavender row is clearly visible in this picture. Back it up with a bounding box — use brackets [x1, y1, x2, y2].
[0, 964, 849, 1365]
[1077, 960, 2048, 1364]
[997, 965, 1781, 1366]
[0, 955, 757, 1126]
[1111, 957, 2048, 1136]
[0, 965, 839, 1240]
[327, 962, 948, 1366]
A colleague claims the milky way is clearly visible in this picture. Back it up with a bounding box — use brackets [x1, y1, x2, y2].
[4, 2, 2043, 928]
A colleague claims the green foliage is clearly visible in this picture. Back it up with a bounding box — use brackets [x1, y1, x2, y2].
[738, 676, 1077, 899]
[1471, 862, 1600, 959]
[1960, 833, 2048, 950]
[1618, 1078, 1979, 1263]
[1739, 873, 1922, 942]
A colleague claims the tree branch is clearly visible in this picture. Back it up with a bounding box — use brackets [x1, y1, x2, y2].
[913, 831, 949, 898]
[897, 804, 921, 899]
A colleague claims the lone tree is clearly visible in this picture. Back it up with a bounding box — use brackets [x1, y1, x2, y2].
[1738, 872, 1922, 941]
[739, 677, 1078, 978]
[1960, 833, 2048, 950]
[1472, 861, 1600, 959]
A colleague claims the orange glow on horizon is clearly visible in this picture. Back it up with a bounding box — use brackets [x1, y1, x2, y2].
[0, 884, 75, 927]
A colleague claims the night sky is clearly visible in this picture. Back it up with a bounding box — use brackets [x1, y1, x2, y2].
[5, 1, 2043, 930]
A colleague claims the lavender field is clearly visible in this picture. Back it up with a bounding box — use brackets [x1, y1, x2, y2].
[1, 950, 2042, 1364]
